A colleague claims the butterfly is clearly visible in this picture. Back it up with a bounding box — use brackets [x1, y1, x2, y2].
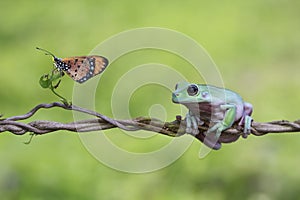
[36, 47, 109, 83]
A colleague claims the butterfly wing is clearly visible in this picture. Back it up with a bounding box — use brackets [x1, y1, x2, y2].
[61, 56, 109, 83]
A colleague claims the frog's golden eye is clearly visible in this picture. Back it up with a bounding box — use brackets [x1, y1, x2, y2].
[187, 84, 198, 96]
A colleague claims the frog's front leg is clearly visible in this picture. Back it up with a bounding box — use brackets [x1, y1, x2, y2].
[207, 104, 236, 139]
[185, 110, 204, 136]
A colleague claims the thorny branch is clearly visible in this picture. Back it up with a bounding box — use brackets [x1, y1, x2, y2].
[1, 102, 300, 150]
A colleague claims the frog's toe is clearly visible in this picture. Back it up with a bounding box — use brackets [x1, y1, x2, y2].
[242, 133, 249, 138]
[186, 127, 199, 135]
[242, 127, 251, 138]
[191, 128, 199, 135]
[195, 116, 204, 126]
[186, 127, 192, 134]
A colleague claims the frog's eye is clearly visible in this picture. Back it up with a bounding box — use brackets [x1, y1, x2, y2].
[175, 83, 178, 90]
[187, 84, 199, 96]
[201, 91, 209, 98]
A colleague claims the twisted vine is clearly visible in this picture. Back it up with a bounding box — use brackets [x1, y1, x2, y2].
[1, 102, 300, 149]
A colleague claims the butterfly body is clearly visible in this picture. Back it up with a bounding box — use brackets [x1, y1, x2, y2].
[37, 47, 109, 83]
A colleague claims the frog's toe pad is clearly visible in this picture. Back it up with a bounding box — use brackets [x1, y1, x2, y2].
[242, 128, 251, 138]
[186, 127, 199, 136]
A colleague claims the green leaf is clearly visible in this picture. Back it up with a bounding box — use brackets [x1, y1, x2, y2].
[39, 70, 64, 89]
[39, 70, 70, 104]
[39, 74, 51, 88]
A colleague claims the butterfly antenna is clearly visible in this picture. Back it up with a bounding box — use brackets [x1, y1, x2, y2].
[36, 47, 56, 58]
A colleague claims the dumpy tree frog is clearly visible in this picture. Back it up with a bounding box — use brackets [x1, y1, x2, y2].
[172, 82, 253, 141]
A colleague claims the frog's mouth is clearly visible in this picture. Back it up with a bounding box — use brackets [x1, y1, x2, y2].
[172, 93, 179, 103]
[172, 93, 207, 104]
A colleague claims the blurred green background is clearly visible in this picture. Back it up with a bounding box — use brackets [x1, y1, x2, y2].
[1, 0, 300, 199]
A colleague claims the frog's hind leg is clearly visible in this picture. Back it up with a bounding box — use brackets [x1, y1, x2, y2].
[239, 102, 253, 138]
[243, 115, 252, 136]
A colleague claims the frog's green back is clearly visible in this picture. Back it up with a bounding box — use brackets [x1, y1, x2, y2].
[199, 84, 244, 105]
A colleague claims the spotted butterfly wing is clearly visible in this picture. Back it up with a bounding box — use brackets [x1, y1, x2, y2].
[36, 47, 109, 83]
[61, 56, 108, 83]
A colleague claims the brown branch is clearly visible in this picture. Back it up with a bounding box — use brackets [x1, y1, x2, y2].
[1, 102, 300, 150]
